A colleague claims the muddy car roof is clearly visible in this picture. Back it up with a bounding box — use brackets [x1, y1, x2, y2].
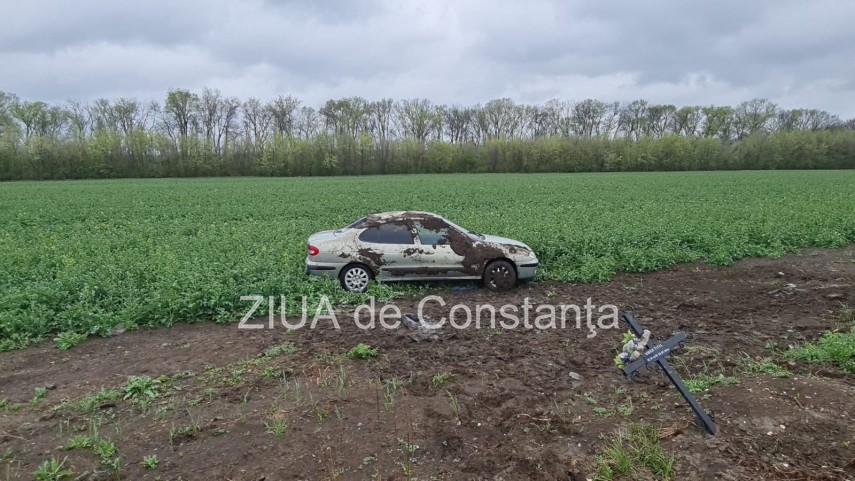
[366, 211, 438, 221]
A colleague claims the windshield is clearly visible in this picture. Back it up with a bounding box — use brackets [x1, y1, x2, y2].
[443, 218, 483, 240]
[335, 217, 367, 233]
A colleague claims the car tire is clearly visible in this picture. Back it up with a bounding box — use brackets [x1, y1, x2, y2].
[339, 264, 373, 293]
[483, 259, 517, 291]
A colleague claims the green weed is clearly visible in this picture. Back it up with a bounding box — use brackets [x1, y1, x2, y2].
[32, 387, 48, 404]
[76, 388, 120, 412]
[346, 343, 378, 360]
[684, 373, 739, 393]
[431, 373, 452, 387]
[593, 407, 613, 418]
[594, 423, 675, 480]
[740, 356, 791, 378]
[265, 417, 288, 437]
[32, 457, 73, 481]
[446, 390, 461, 419]
[141, 454, 159, 470]
[93, 439, 117, 465]
[786, 326, 855, 373]
[65, 435, 93, 450]
[53, 332, 87, 350]
[123, 375, 160, 404]
[264, 342, 299, 358]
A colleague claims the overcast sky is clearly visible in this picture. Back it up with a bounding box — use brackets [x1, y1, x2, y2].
[3, 0, 855, 118]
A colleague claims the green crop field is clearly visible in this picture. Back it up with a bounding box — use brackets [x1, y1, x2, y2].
[2, 171, 855, 350]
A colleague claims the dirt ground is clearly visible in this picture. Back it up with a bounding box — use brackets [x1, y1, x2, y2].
[2, 247, 854, 480]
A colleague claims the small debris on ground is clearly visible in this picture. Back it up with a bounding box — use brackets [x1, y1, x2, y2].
[401, 313, 443, 342]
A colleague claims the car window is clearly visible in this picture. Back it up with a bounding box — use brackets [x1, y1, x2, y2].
[358, 222, 414, 244]
[414, 221, 451, 246]
[345, 217, 367, 229]
[444, 218, 480, 240]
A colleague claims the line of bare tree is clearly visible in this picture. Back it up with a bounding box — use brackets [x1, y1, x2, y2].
[1, 89, 853, 180]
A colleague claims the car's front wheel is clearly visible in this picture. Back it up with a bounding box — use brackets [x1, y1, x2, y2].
[340, 264, 373, 292]
[483, 259, 517, 291]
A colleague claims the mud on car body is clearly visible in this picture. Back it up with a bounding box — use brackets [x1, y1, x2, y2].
[305, 211, 538, 292]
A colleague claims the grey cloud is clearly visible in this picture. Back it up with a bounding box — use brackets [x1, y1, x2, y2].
[258, 0, 382, 24]
[2, 0, 216, 53]
[1, 0, 853, 117]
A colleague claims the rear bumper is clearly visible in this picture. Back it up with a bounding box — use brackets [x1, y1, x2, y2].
[305, 259, 344, 278]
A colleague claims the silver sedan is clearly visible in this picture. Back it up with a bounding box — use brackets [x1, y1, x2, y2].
[305, 211, 538, 292]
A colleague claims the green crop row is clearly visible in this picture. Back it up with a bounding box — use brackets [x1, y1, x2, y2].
[1, 171, 854, 349]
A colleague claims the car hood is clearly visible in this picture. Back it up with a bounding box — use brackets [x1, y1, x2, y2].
[481, 234, 527, 248]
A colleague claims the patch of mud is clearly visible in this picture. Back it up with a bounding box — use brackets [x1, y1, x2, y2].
[356, 247, 385, 269]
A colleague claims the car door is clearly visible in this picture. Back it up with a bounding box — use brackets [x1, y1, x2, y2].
[413, 220, 469, 278]
[355, 221, 421, 280]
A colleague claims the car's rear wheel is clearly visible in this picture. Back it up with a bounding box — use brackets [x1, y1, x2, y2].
[483, 259, 517, 291]
[340, 264, 373, 292]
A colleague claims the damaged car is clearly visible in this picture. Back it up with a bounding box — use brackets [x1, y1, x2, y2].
[306, 211, 538, 292]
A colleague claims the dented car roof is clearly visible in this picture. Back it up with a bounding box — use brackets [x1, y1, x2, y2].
[365, 211, 436, 221]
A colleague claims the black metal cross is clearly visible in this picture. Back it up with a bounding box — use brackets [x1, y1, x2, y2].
[621, 311, 717, 435]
